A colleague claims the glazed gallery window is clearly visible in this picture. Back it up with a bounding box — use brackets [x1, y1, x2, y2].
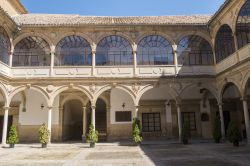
[236, 0, 250, 49]
[137, 35, 174, 65]
[55, 35, 92, 66]
[0, 27, 10, 65]
[182, 112, 196, 130]
[142, 113, 161, 132]
[177, 35, 213, 65]
[115, 111, 132, 122]
[13, 36, 51, 66]
[215, 25, 235, 63]
[96, 35, 133, 66]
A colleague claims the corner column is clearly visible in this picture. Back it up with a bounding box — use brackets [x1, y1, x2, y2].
[9, 50, 13, 67]
[91, 105, 96, 129]
[176, 104, 182, 142]
[47, 106, 52, 143]
[242, 98, 250, 143]
[82, 106, 87, 141]
[218, 103, 225, 139]
[1, 107, 10, 146]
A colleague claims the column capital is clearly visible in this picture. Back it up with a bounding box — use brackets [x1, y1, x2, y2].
[92, 50, 96, 54]
[3, 107, 10, 110]
[47, 106, 53, 109]
[91, 105, 96, 110]
[217, 102, 223, 106]
[82, 106, 87, 110]
[241, 97, 248, 101]
[132, 50, 137, 54]
[134, 105, 140, 109]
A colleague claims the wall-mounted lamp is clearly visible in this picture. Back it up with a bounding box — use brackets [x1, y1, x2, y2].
[41, 103, 44, 110]
[122, 102, 126, 109]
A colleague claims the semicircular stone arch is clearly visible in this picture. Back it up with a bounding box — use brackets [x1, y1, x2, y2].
[0, 26, 11, 65]
[177, 35, 214, 65]
[214, 24, 236, 63]
[137, 35, 174, 65]
[13, 36, 51, 67]
[95, 35, 133, 66]
[54, 35, 92, 66]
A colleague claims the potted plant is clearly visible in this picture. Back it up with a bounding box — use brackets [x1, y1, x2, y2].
[38, 123, 50, 148]
[213, 115, 222, 143]
[227, 121, 242, 147]
[181, 121, 190, 145]
[86, 124, 98, 148]
[7, 126, 19, 148]
[133, 124, 143, 145]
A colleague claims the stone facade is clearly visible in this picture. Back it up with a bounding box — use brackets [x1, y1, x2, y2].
[0, 0, 250, 145]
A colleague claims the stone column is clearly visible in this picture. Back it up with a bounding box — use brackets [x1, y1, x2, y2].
[218, 103, 226, 139]
[1, 107, 10, 146]
[176, 104, 182, 142]
[50, 50, 55, 76]
[92, 51, 96, 76]
[82, 106, 87, 141]
[91, 105, 96, 129]
[165, 101, 172, 137]
[242, 98, 250, 143]
[134, 105, 139, 119]
[133, 51, 137, 76]
[233, 32, 239, 62]
[173, 44, 178, 75]
[9, 50, 13, 67]
[47, 106, 52, 143]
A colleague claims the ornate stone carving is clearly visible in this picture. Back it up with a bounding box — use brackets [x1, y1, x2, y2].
[89, 84, 98, 94]
[46, 85, 54, 93]
[132, 83, 141, 94]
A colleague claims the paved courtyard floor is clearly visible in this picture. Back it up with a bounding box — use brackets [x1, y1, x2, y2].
[0, 141, 250, 166]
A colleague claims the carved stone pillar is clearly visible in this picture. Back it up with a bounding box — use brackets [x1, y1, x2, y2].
[1, 107, 10, 146]
[82, 106, 87, 141]
[242, 98, 250, 143]
[218, 103, 225, 139]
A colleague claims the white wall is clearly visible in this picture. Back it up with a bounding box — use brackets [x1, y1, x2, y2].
[17, 90, 59, 125]
[110, 88, 134, 124]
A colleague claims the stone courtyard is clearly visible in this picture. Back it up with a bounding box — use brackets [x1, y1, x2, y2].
[0, 141, 250, 166]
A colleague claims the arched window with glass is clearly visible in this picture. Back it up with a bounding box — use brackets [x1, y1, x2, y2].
[215, 25, 235, 63]
[13, 36, 51, 67]
[177, 35, 214, 65]
[96, 35, 133, 66]
[137, 35, 173, 65]
[55, 35, 92, 66]
[0, 27, 10, 65]
[236, 0, 250, 49]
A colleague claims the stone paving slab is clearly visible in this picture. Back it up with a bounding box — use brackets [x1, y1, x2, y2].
[0, 142, 249, 166]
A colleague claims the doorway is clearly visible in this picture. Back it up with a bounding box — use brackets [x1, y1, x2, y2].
[62, 100, 83, 141]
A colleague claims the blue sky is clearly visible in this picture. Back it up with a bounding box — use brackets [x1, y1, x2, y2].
[20, 0, 225, 16]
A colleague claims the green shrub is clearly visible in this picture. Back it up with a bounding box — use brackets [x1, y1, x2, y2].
[227, 121, 242, 147]
[7, 126, 19, 145]
[86, 124, 98, 144]
[213, 115, 222, 143]
[133, 124, 143, 144]
[181, 121, 190, 144]
[132, 118, 141, 130]
[38, 123, 50, 144]
[132, 118, 143, 144]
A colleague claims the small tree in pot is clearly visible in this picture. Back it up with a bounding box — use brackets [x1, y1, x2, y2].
[38, 123, 50, 148]
[86, 124, 98, 148]
[213, 116, 222, 143]
[227, 121, 242, 147]
[181, 121, 190, 145]
[132, 118, 143, 145]
[7, 126, 19, 148]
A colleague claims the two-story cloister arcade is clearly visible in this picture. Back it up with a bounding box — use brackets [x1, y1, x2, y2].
[1, 0, 250, 146]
